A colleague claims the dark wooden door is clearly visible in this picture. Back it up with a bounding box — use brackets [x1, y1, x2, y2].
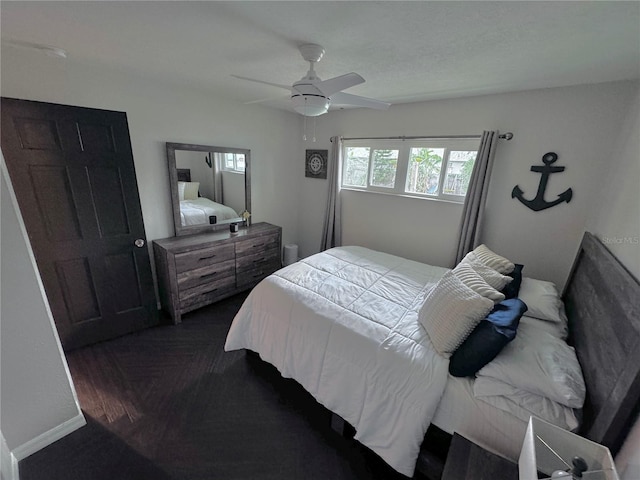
[1, 98, 158, 350]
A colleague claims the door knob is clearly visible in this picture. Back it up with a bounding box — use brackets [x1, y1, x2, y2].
[134, 238, 145, 248]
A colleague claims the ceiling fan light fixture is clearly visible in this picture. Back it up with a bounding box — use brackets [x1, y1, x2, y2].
[292, 95, 329, 117]
[233, 43, 389, 115]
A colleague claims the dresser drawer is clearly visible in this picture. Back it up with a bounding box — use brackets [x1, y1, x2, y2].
[236, 258, 281, 289]
[179, 274, 236, 304]
[175, 244, 235, 274]
[177, 259, 235, 291]
[235, 232, 280, 256]
[236, 246, 280, 273]
[180, 285, 238, 313]
[154, 223, 282, 324]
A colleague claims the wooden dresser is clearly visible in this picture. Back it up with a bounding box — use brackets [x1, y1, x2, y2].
[153, 222, 282, 323]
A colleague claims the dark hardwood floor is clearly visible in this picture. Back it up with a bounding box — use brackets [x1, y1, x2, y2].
[19, 293, 419, 480]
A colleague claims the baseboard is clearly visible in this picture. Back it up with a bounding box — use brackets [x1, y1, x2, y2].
[1, 431, 19, 480]
[12, 413, 86, 461]
[5, 455, 19, 480]
[0, 455, 19, 480]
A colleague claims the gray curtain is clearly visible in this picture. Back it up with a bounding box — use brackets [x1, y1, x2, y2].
[321, 136, 343, 250]
[454, 130, 499, 265]
[212, 152, 223, 204]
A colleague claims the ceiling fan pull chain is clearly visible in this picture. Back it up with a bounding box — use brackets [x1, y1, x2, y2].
[312, 116, 317, 143]
[303, 98, 308, 140]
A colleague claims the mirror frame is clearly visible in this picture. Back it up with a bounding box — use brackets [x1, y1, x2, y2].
[166, 142, 251, 236]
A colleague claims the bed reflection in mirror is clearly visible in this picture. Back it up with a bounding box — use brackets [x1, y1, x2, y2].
[167, 142, 251, 236]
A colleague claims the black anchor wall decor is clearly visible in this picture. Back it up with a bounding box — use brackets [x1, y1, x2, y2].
[512, 152, 573, 212]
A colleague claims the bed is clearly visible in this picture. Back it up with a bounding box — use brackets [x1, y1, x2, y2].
[224, 232, 640, 478]
[175, 170, 239, 225]
[179, 197, 239, 226]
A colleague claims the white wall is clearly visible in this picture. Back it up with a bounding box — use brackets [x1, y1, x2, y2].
[1, 162, 85, 458]
[0, 45, 303, 465]
[585, 87, 640, 480]
[586, 87, 640, 278]
[221, 171, 246, 216]
[175, 150, 216, 200]
[2, 42, 639, 472]
[299, 81, 638, 289]
[0, 45, 302, 250]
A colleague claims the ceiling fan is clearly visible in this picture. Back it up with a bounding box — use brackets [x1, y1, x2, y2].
[232, 44, 390, 117]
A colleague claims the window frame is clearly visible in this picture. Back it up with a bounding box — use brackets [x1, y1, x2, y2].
[341, 138, 480, 203]
[221, 152, 246, 173]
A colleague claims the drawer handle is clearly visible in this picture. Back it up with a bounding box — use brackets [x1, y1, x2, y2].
[200, 272, 218, 279]
[199, 254, 217, 261]
[252, 243, 264, 248]
[252, 272, 264, 278]
[253, 258, 266, 263]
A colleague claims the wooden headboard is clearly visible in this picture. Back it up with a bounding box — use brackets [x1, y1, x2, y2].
[177, 168, 191, 182]
[563, 231, 640, 455]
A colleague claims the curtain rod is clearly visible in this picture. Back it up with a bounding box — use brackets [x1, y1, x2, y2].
[338, 132, 514, 141]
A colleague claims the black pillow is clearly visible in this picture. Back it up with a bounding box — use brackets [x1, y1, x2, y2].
[501, 264, 524, 299]
[449, 298, 528, 377]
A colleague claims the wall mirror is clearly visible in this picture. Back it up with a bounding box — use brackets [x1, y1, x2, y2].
[166, 142, 251, 236]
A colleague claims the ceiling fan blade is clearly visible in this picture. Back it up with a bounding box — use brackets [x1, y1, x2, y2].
[331, 92, 390, 110]
[243, 94, 289, 105]
[231, 75, 291, 92]
[315, 72, 364, 96]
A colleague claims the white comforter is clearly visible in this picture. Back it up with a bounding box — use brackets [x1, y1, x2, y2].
[224, 246, 450, 476]
[180, 197, 239, 226]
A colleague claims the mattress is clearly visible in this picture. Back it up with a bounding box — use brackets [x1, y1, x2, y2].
[225, 246, 582, 475]
[225, 246, 451, 477]
[432, 375, 527, 461]
[432, 326, 580, 463]
[180, 197, 239, 226]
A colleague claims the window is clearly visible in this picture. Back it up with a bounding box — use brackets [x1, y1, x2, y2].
[222, 152, 246, 173]
[342, 138, 479, 202]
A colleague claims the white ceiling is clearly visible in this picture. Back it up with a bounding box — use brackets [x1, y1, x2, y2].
[2, 1, 639, 113]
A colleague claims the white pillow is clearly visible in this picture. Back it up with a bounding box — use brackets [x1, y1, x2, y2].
[518, 277, 564, 323]
[460, 252, 513, 291]
[452, 261, 505, 303]
[419, 271, 494, 358]
[178, 181, 186, 201]
[472, 244, 515, 274]
[520, 314, 569, 340]
[182, 181, 200, 200]
[473, 376, 579, 431]
[477, 322, 585, 408]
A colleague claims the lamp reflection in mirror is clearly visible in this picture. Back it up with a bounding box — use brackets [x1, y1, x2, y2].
[519, 417, 619, 480]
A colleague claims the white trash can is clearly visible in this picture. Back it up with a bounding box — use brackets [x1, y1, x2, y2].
[283, 244, 299, 266]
